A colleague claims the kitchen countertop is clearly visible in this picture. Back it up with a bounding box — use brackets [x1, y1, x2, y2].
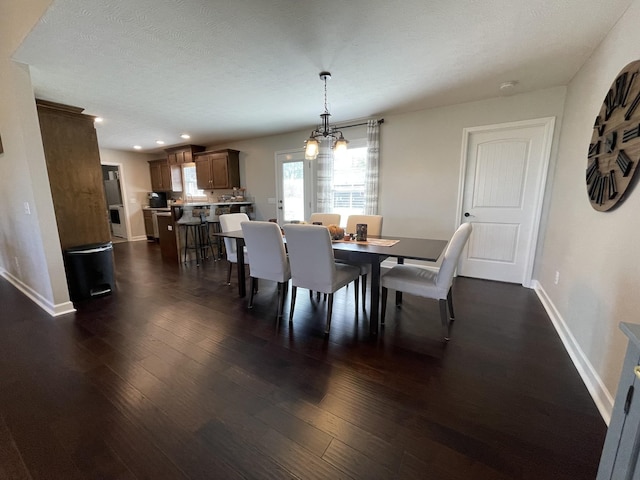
[172, 201, 253, 207]
[143, 206, 171, 211]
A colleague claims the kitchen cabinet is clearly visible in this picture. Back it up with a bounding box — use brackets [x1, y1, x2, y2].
[166, 144, 205, 165]
[194, 149, 240, 190]
[143, 209, 154, 239]
[597, 322, 640, 479]
[149, 159, 172, 191]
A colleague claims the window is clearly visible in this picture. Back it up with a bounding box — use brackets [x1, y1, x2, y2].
[331, 141, 367, 224]
[182, 164, 207, 201]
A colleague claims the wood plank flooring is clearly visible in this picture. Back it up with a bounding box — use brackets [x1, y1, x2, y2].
[0, 240, 607, 479]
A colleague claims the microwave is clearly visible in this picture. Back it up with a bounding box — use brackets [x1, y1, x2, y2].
[148, 191, 167, 208]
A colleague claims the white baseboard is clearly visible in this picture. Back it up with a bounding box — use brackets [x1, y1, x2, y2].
[129, 235, 148, 242]
[533, 280, 613, 425]
[0, 269, 76, 317]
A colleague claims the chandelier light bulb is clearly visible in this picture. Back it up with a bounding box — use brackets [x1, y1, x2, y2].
[305, 137, 320, 160]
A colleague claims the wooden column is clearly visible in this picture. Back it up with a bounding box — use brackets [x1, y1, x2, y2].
[36, 100, 110, 250]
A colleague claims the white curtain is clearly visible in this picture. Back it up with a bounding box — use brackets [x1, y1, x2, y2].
[315, 139, 333, 213]
[364, 119, 380, 214]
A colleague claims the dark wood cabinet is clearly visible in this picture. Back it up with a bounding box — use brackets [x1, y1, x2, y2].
[194, 149, 240, 190]
[36, 99, 111, 250]
[143, 210, 154, 239]
[157, 214, 178, 262]
[149, 159, 172, 191]
[166, 144, 205, 165]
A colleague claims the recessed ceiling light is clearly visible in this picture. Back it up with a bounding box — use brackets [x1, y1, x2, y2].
[499, 81, 518, 93]
[94, 117, 103, 123]
[133, 145, 142, 150]
[180, 133, 191, 139]
[156, 140, 165, 145]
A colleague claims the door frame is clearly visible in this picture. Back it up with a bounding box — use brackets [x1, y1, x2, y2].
[455, 117, 556, 288]
[274, 148, 315, 224]
[101, 161, 130, 240]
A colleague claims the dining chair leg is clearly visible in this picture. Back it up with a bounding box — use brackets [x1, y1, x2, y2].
[381, 287, 388, 325]
[325, 293, 334, 334]
[276, 282, 285, 319]
[248, 277, 256, 309]
[447, 288, 455, 321]
[289, 286, 297, 324]
[226, 262, 233, 285]
[354, 278, 359, 315]
[361, 274, 367, 310]
[439, 298, 450, 341]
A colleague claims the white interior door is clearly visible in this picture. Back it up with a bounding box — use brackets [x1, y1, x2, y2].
[457, 118, 555, 286]
[275, 149, 314, 224]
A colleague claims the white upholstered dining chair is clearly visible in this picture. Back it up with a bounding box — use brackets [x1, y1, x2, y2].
[240, 221, 290, 318]
[308, 212, 341, 226]
[282, 224, 361, 335]
[335, 214, 384, 310]
[345, 215, 383, 237]
[219, 213, 250, 285]
[380, 222, 472, 341]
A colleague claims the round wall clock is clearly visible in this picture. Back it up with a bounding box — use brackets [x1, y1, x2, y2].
[588, 59, 640, 211]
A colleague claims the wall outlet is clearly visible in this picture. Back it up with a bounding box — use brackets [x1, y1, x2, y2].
[554, 271, 560, 285]
[23, 202, 31, 215]
[267, 197, 276, 204]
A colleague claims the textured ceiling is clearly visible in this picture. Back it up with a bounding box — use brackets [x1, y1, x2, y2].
[13, 0, 633, 153]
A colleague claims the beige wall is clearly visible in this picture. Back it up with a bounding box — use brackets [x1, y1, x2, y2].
[0, 0, 72, 315]
[537, 0, 640, 421]
[378, 88, 566, 243]
[208, 86, 566, 249]
[99, 148, 155, 239]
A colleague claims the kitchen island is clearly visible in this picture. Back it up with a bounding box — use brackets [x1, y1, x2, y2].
[161, 202, 253, 265]
[142, 206, 171, 241]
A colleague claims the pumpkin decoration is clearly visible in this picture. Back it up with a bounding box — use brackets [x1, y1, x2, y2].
[327, 224, 345, 240]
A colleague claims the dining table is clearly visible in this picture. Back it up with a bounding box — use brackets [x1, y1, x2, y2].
[212, 229, 448, 336]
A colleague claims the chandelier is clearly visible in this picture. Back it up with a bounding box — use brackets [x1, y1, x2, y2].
[304, 71, 348, 160]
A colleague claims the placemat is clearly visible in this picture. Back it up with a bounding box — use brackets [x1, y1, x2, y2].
[333, 238, 399, 246]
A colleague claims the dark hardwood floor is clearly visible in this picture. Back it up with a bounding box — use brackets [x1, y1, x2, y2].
[0, 241, 606, 479]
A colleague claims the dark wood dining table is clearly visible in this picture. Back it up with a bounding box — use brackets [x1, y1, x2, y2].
[212, 230, 448, 336]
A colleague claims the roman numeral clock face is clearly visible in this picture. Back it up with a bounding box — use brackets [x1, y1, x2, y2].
[588, 59, 640, 211]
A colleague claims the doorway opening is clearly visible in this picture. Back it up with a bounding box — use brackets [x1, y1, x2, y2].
[101, 164, 128, 242]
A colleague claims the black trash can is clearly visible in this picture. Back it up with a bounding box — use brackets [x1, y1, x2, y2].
[63, 242, 115, 301]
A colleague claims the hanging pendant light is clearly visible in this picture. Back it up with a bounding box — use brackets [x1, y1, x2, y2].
[304, 72, 349, 160]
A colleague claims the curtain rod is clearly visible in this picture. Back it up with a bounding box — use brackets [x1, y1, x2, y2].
[339, 118, 384, 130]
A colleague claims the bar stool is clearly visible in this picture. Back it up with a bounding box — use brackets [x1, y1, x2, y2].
[203, 220, 218, 259]
[179, 212, 215, 266]
[206, 209, 225, 260]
